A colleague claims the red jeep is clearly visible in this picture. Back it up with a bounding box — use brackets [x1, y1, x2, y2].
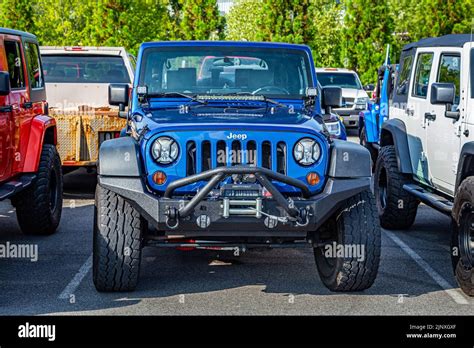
[0, 28, 62, 235]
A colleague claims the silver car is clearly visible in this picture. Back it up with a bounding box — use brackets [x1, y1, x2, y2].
[316, 68, 369, 128]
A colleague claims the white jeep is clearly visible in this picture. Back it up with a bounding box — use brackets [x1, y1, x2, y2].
[374, 34, 473, 296]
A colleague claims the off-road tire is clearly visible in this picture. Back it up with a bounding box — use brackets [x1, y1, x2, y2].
[314, 189, 381, 292]
[374, 145, 419, 229]
[359, 126, 378, 167]
[14, 144, 63, 235]
[451, 177, 474, 296]
[93, 185, 143, 292]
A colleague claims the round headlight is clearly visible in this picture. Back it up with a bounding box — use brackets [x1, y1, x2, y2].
[294, 138, 321, 166]
[151, 136, 179, 164]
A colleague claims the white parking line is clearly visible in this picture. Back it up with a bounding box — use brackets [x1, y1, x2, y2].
[58, 255, 92, 300]
[384, 230, 470, 305]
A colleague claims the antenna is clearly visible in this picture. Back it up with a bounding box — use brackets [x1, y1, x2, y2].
[385, 44, 390, 66]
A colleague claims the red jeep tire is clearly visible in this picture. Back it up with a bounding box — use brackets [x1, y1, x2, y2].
[13, 144, 63, 235]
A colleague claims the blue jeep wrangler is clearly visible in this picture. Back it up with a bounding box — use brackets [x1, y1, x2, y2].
[94, 41, 380, 293]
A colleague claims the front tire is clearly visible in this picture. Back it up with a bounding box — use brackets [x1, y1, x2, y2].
[314, 189, 381, 292]
[14, 144, 63, 235]
[93, 185, 143, 292]
[374, 145, 419, 229]
[451, 177, 474, 296]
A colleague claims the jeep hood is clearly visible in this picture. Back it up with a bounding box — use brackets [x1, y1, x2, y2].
[140, 106, 327, 139]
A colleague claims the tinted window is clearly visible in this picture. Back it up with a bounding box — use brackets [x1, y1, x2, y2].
[412, 53, 433, 98]
[396, 55, 412, 96]
[24, 42, 44, 89]
[4, 41, 25, 89]
[140, 46, 312, 98]
[437, 54, 460, 104]
[317, 72, 362, 89]
[42, 55, 130, 83]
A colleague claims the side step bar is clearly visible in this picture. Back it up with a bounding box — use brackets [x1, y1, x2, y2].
[403, 184, 453, 216]
[0, 174, 36, 201]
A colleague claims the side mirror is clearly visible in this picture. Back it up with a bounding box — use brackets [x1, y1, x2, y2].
[431, 83, 455, 105]
[0, 71, 11, 96]
[108, 83, 129, 117]
[364, 83, 375, 91]
[322, 86, 342, 114]
[431, 83, 460, 120]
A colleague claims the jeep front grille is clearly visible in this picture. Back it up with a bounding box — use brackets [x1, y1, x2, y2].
[186, 139, 287, 176]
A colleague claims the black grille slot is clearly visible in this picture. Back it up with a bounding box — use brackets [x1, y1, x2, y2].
[277, 141, 286, 174]
[186, 141, 196, 176]
[217, 140, 226, 167]
[247, 141, 256, 165]
[231, 140, 241, 165]
[262, 141, 272, 169]
[201, 140, 211, 171]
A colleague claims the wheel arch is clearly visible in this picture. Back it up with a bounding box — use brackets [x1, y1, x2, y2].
[380, 119, 412, 174]
[23, 115, 58, 172]
[455, 142, 474, 193]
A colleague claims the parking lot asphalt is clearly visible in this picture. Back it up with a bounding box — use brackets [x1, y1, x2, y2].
[0, 130, 472, 315]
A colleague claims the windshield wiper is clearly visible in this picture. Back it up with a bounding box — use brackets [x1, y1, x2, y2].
[147, 92, 207, 104]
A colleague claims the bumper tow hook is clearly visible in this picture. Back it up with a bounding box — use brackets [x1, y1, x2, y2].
[165, 207, 180, 229]
[295, 208, 311, 227]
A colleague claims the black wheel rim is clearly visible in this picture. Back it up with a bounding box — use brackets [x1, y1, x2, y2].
[315, 220, 340, 278]
[460, 204, 474, 266]
[378, 167, 388, 210]
[49, 168, 58, 213]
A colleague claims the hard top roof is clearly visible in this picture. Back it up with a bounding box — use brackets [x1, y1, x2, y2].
[140, 40, 312, 52]
[0, 27, 37, 40]
[402, 34, 473, 51]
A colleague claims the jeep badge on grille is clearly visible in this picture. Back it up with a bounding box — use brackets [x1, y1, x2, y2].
[227, 132, 248, 141]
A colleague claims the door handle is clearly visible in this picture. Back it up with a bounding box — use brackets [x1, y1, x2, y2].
[424, 112, 436, 121]
[22, 102, 33, 109]
[0, 105, 13, 113]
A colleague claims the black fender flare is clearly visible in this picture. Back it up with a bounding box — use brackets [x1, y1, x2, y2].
[380, 119, 412, 174]
[98, 136, 143, 177]
[455, 142, 474, 192]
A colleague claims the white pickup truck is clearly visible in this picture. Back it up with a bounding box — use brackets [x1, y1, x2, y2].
[40, 46, 135, 169]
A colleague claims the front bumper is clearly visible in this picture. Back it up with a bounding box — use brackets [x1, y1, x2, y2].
[334, 108, 364, 127]
[98, 165, 370, 238]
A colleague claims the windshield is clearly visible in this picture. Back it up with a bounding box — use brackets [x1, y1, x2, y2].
[139, 46, 312, 99]
[42, 55, 130, 83]
[317, 72, 362, 89]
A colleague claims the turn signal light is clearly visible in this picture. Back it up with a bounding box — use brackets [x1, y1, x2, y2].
[306, 172, 320, 186]
[153, 171, 167, 185]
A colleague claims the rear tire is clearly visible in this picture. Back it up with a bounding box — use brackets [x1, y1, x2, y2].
[374, 145, 419, 229]
[314, 189, 381, 292]
[93, 185, 143, 292]
[451, 177, 474, 296]
[14, 144, 63, 235]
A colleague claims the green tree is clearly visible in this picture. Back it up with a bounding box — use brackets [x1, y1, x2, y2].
[256, 0, 313, 44]
[390, 0, 473, 60]
[83, 0, 169, 53]
[410, 0, 473, 41]
[341, 0, 393, 84]
[0, 0, 37, 33]
[178, 0, 225, 40]
[226, 0, 263, 41]
[310, 0, 344, 68]
[34, 0, 96, 46]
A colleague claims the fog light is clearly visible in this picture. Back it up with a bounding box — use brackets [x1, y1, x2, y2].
[153, 171, 167, 185]
[306, 172, 320, 186]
